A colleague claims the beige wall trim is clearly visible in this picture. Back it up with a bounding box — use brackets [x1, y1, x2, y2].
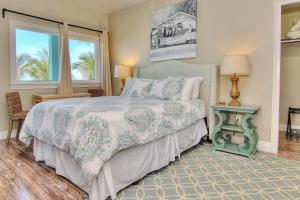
[0, 129, 272, 153]
[272, 0, 300, 154]
[10, 82, 101, 90]
[231, 136, 272, 153]
[0, 129, 17, 141]
[270, 0, 282, 154]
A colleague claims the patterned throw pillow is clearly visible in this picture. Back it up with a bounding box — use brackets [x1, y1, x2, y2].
[121, 78, 153, 98]
[149, 77, 185, 100]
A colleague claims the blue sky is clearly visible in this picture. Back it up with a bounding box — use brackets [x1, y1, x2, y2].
[16, 29, 49, 58]
[69, 38, 96, 80]
[69, 38, 95, 64]
[16, 28, 95, 80]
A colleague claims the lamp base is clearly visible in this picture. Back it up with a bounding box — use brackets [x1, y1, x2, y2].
[229, 100, 241, 107]
[229, 73, 241, 107]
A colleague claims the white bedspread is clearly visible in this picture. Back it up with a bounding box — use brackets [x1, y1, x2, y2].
[20, 96, 206, 183]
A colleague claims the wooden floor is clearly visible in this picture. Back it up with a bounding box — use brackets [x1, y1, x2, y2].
[0, 139, 86, 200]
[278, 131, 300, 160]
[0, 134, 299, 200]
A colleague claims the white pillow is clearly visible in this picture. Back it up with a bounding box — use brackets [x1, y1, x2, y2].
[149, 77, 185, 100]
[121, 78, 153, 98]
[191, 77, 204, 99]
[178, 77, 204, 100]
[181, 77, 196, 100]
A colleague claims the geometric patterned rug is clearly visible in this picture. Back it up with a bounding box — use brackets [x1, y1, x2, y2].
[115, 144, 300, 200]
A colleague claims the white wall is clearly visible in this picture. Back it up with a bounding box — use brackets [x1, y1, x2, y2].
[0, 0, 108, 137]
[109, 0, 274, 142]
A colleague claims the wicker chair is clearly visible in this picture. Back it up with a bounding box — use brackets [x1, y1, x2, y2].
[6, 92, 28, 144]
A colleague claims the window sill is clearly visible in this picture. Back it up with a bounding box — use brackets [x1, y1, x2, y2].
[11, 82, 101, 90]
[11, 82, 58, 90]
[72, 82, 101, 88]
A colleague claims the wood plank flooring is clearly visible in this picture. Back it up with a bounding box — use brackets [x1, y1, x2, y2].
[0, 139, 86, 200]
[278, 131, 300, 160]
[0, 134, 299, 200]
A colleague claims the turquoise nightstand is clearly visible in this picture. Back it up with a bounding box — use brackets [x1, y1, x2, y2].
[211, 105, 260, 158]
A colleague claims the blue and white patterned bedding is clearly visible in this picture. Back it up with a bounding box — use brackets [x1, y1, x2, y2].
[20, 96, 206, 182]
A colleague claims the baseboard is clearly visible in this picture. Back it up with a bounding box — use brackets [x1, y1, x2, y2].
[0, 129, 17, 141]
[279, 124, 300, 132]
[0, 130, 273, 153]
[231, 135, 272, 153]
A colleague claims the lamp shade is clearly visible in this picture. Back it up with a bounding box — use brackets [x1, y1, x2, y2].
[114, 65, 132, 79]
[221, 55, 250, 76]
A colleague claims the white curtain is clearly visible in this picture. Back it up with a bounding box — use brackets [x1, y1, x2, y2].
[58, 23, 73, 94]
[101, 31, 112, 96]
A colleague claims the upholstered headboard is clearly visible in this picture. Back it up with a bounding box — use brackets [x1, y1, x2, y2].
[134, 60, 219, 136]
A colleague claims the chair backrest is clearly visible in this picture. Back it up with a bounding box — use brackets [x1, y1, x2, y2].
[6, 92, 23, 116]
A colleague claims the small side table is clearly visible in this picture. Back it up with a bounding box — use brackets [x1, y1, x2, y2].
[211, 105, 260, 158]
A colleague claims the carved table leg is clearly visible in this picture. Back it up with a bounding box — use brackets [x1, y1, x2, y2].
[212, 110, 226, 149]
[239, 113, 257, 158]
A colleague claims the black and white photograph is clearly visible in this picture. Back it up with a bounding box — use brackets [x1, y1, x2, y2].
[150, 0, 197, 62]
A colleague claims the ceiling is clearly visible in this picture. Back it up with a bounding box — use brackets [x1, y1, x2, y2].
[62, 0, 149, 14]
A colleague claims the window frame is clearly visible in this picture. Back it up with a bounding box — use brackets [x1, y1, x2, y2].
[68, 31, 101, 87]
[10, 20, 60, 89]
[10, 20, 102, 89]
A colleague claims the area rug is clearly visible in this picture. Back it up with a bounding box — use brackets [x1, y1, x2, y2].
[114, 144, 300, 200]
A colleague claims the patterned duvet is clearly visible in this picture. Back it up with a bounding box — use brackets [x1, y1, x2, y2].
[20, 96, 206, 183]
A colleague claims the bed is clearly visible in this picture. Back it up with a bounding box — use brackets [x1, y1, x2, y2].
[20, 61, 218, 200]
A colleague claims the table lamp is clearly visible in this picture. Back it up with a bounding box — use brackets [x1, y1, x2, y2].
[221, 55, 250, 106]
[114, 64, 132, 91]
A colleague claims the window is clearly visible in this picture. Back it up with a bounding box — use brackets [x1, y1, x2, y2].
[68, 33, 100, 83]
[15, 28, 60, 82]
[10, 20, 101, 89]
[10, 21, 60, 88]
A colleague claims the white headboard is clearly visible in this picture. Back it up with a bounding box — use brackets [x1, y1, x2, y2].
[134, 60, 219, 136]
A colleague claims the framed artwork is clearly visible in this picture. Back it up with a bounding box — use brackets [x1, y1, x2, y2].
[150, 0, 197, 62]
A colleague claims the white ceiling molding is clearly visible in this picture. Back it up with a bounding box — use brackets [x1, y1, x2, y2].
[61, 0, 149, 14]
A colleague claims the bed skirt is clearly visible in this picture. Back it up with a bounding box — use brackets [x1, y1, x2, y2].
[34, 119, 207, 200]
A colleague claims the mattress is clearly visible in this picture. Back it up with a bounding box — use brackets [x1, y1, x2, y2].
[34, 119, 207, 200]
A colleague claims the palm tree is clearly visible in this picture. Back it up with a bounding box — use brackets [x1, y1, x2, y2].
[16, 54, 31, 70]
[72, 52, 95, 80]
[17, 49, 50, 81]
